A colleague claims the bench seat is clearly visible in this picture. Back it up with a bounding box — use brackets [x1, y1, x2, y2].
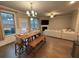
[29, 35, 45, 48]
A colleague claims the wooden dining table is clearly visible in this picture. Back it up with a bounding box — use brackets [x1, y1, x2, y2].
[15, 30, 41, 40]
[15, 30, 42, 55]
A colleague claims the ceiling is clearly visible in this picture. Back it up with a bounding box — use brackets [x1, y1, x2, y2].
[0, 1, 79, 17]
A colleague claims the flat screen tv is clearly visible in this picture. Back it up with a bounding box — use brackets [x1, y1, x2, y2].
[41, 20, 49, 25]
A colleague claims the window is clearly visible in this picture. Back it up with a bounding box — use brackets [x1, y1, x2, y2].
[1, 12, 15, 35]
[30, 17, 39, 31]
[21, 19, 27, 33]
[34, 18, 39, 29]
[30, 17, 35, 31]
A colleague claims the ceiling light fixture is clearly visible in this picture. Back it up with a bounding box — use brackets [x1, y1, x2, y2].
[70, 1, 76, 4]
[26, 2, 37, 17]
[46, 11, 61, 18]
[50, 14, 54, 18]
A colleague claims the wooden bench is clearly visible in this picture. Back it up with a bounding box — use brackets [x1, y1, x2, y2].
[29, 35, 46, 49]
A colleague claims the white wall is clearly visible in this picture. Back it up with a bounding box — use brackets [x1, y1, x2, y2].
[48, 13, 72, 30]
[71, 10, 78, 31]
[71, 9, 79, 33]
[72, 8, 79, 41]
[74, 9, 79, 33]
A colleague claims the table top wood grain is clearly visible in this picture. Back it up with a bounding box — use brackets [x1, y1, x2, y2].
[15, 30, 41, 40]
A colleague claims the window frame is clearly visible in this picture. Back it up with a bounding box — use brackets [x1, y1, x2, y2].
[0, 11, 16, 36]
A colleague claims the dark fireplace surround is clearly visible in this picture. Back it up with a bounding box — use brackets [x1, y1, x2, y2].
[42, 27, 47, 31]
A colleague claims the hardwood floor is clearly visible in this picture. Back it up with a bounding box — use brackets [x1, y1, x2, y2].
[0, 36, 73, 58]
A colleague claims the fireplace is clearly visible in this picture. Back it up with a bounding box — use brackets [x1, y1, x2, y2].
[42, 27, 47, 31]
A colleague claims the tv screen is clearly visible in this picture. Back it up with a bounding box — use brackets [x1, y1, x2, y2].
[41, 20, 49, 25]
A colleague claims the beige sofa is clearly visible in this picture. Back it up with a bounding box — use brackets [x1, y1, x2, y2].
[43, 29, 78, 41]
